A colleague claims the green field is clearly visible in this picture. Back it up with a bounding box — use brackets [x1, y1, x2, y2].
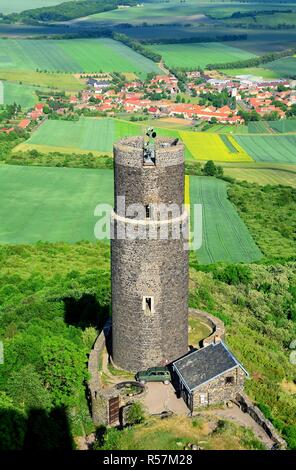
[0, 70, 83, 91]
[22, 118, 144, 154]
[0, 165, 113, 244]
[203, 124, 249, 134]
[0, 38, 160, 74]
[18, 117, 253, 162]
[189, 176, 262, 264]
[21, 117, 296, 165]
[248, 120, 296, 134]
[0, 81, 40, 108]
[247, 121, 273, 134]
[18, 118, 184, 156]
[0, 166, 262, 264]
[269, 119, 296, 133]
[87, 0, 209, 25]
[0, 0, 70, 14]
[223, 11, 296, 28]
[223, 167, 296, 187]
[147, 42, 256, 69]
[234, 135, 296, 163]
[223, 67, 279, 79]
[265, 56, 296, 78]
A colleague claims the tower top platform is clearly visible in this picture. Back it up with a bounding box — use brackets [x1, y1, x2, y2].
[113, 136, 184, 168]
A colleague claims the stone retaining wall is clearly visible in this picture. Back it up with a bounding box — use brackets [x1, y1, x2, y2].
[87, 321, 146, 427]
[235, 393, 287, 449]
[88, 328, 111, 426]
[188, 308, 225, 346]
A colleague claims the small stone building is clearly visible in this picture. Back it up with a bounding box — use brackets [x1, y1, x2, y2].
[172, 341, 249, 412]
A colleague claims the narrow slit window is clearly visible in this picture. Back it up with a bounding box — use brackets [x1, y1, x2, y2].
[145, 205, 151, 219]
[142, 296, 154, 315]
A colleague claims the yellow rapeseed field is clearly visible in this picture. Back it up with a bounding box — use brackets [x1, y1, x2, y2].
[180, 131, 253, 162]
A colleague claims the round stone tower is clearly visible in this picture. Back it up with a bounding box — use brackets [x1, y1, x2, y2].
[111, 136, 188, 372]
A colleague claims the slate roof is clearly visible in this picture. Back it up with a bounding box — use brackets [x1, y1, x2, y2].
[172, 341, 248, 392]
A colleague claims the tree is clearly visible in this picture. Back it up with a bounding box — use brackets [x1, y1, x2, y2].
[29, 149, 39, 158]
[203, 160, 216, 176]
[41, 336, 88, 407]
[6, 365, 52, 412]
[216, 165, 224, 177]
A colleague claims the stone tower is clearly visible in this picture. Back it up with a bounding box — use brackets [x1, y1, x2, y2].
[111, 135, 188, 372]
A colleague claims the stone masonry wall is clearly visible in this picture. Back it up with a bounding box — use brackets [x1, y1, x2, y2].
[112, 235, 188, 372]
[88, 327, 120, 427]
[235, 393, 287, 449]
[112, 136, 189, 372]
[193, 367, 245, 410]
[188, 308, 225, 346]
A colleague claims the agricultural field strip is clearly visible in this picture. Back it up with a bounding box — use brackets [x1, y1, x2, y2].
[189, 176, 262, 264]
[147, 42, 257, 69]
[180, 131, 252, 162]
[0, 1, 72, 14]
[220, 134, 238, 153]
[1, 81, 41, 108]
[223, 168, 296, 187]
[0, 165, 114, 244]
[25, 119, 251, 162]
[0, 38, 161, 74]
[0, 166, 262, 264]
[22, 118, 296, 165]
[265, 56, 296, 78]
[234, 135, 296, 163]
[0, 70, 83, 91]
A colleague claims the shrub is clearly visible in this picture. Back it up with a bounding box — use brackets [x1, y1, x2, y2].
[126, 402, 145, 426]
[213, 264, 252, 286]
[283, 425, 296, 450]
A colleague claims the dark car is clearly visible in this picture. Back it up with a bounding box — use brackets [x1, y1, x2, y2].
[135, 366, 171, 384]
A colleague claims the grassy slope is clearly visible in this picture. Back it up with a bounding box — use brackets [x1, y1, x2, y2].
[189, 176, 262, 264]
[228, 182, 296, 258]
[98, 415, 265, 450]
[189, 261, 296, 449]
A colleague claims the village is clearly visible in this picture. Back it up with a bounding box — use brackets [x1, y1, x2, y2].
[1, 70, 296, 136]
